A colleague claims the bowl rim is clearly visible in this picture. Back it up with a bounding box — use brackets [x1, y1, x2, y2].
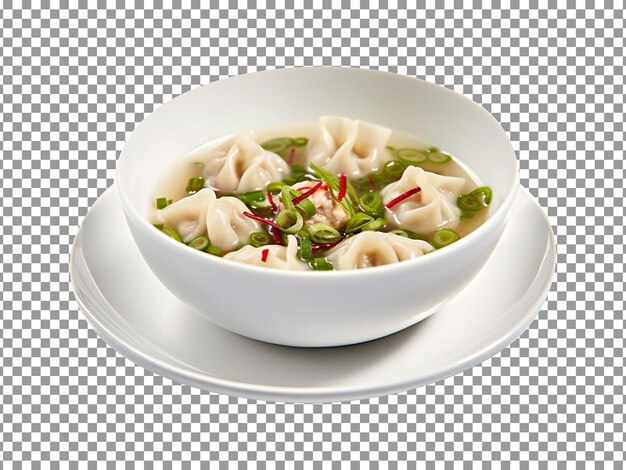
[116, 66, 520, 278]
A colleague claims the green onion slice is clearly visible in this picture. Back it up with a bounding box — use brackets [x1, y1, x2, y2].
[249, 231, 272, 248]
[389, 229, 424, 239]
[261, 137, 295, 155]
[389, 229, 410, 238]
[161, 225, 183, 243]
[293, 137, 308, 147]
[296, 198, 316, 218]
[309, 257, 334, 271]
[431, 228, 460, 249]
[186, 176, 205, 193]
[188, 236, 209, 251]
[153, 223, 164, 230]
[206, 245, 222, 256]
[276, 209, 304, 234]
[397, 148, 428, 165]
[298, 238, 313, 261]
[427, 151, 451, 164]
[239, 190, 266, 205]
[359, 191, 384, 217]
[385, 145, 396, 151]
[457, 194, 482, 212]
[361, 218, 387, 232]
[383, 160, 407, 179]
[345, 212, 374, 234]
[281, 185, 296, 211]
[267, 181, 286, 193]
[156, 197, 169, 209]
[468, 186, 492, 205]
[308, 223, 342, 243]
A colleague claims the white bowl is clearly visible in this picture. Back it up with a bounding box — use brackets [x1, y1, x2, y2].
[115, 67, 519, 347]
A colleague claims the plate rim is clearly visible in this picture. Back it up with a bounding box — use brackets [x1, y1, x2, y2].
[70, 185, 556, 403]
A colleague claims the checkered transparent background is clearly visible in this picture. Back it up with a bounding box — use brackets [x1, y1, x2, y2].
[1, 2, 624, 466]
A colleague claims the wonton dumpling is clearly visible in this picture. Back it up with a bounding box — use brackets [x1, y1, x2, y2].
[205, 196, 262, 251]
[156, 188, 216, 242]
[382, 166, 466, 234]
[326, 231, 433, 270]
[224, 235, 308, 270]
[305, 116, 392, 178]
[195, 134, 290, 193]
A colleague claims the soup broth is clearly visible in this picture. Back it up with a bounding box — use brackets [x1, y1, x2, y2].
[150, 117, 492, 271]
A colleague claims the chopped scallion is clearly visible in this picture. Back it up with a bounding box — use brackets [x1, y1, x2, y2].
[276, 209, 304, 234]
[261, 137, 295, 155]
[397, 148, 428, 165]
[188, 236, 209, 251]
[468, 186, 493, 205]
[298, 238, 313, 261]
[293, 137, 309, 147]
[161, 225, 183, 243]
[359, 191, 384, 217]
[383, 160, 406, 179]
[186, 176, 205, 193]
[345, 212, 374, 234]
[249, 231, 272, 248]
[296, 198, 317, 218]
[431, 228, 460, 249]
[308, 223, 342, 243]
[361, 218, 386, 232]
[389, 229, 410, 238]
[239, 190, 266, 205]
[267, 181, 286, 193]
[427, 151, 451, 164]
[309, 257, 333, 271]
[207, 245, 222, 256]
[457, 194, 482, 212]
[153, 223, 164, 230]
[156, 197, 169, 209]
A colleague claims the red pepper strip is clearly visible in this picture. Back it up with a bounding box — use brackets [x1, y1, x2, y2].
[367, 175, 378, 191]
[270, 226, 282, 244]
[243, 211, 282, 230]
[261, 248, 269, 262]
[384, 186, 422, 209]
[311, 240, 342, 251]
[292, 182, 322, 205]
[337, 174, 347, 202]
[267, 191, 278, 213]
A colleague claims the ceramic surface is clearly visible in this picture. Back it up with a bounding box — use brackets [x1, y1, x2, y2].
[115, 68, 520, 346]
[70, 186, 555, 403]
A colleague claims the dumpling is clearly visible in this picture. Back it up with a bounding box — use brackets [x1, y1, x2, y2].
[224, 235, 309, 270]
[193, 134, 290, 193]
[326, 231, 433, 270]
[156, 188, 216, 242]
[305, 116, 392, 178]
[382, 166, 466, 234]
[205, 196, 262, 251]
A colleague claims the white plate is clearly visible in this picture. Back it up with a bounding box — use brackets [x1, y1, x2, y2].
[70, 185, 555, 403]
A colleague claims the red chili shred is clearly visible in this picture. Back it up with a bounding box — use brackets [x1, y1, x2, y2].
[270, 226, 282, 244]
[367, 175, 378, 191]
[292, 182, 322, 205]
[267, 191, 278, 213]
[243, 211, 282, 230]
[337, 174, 347, 201]
[261, 248, 269, 262]
[384, 186, 422, 209]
